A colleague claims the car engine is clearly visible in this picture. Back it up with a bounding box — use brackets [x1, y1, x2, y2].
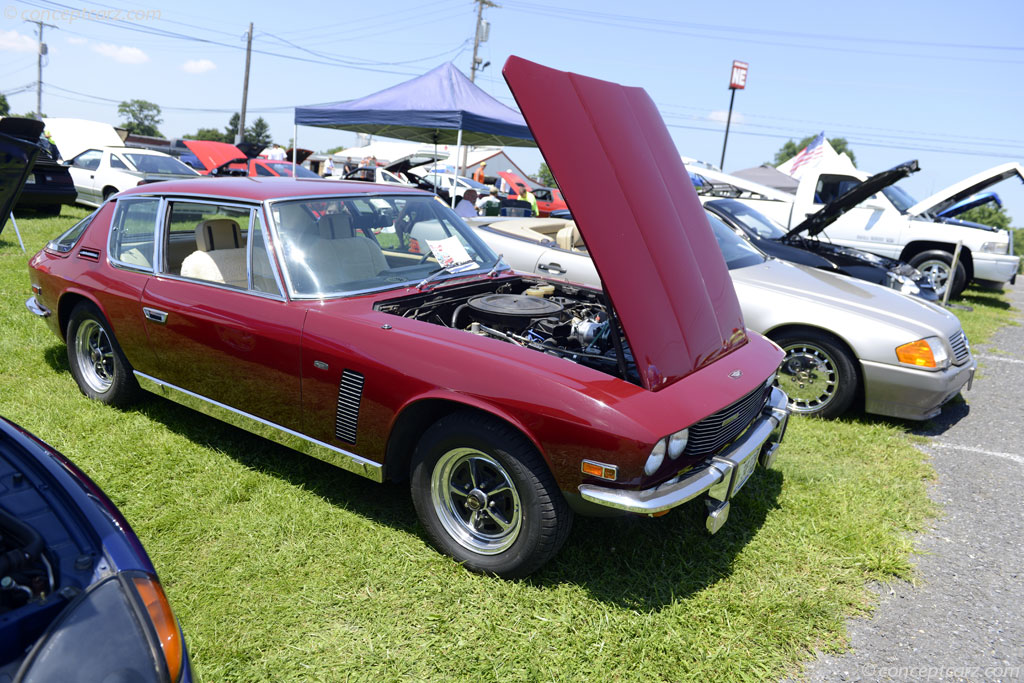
[377, 278, 641, 385]
[0, 508, 52, 614]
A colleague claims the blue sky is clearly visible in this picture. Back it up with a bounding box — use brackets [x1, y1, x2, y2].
[3, 0, 1023, 212]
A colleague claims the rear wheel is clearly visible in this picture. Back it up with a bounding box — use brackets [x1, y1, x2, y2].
[772, 329, 857, 419]
[909, 249, 967, 299]
[410, 411, 572, 578]
[66, 302, 140, 407]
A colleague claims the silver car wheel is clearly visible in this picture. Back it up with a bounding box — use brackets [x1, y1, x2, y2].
[779, 342, 838, 414]
[74, 319, 115, 394]
[430, 447, 522, 555]
[917, 258, 950, 295]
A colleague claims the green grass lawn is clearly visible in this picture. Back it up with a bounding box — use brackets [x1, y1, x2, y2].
[0, 207, 1015, 681]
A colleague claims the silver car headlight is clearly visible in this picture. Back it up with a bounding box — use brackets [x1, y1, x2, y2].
[667, 429, 688, 459]
[981, 241, 1009, 254]
[895, 336, 950, 370]
[644, 438, 667, 476]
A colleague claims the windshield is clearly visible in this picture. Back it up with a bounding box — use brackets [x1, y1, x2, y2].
[881, 184, 919, 213]
[269, 194, 498, 298]
[263, 161, 320, 178]
[124, 153, 199, 176]
[706, 198, 788, 239]
[705, 211, 766, 270]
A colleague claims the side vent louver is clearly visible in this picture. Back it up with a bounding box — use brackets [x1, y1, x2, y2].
[78, 248, 100, 262]
[334, 370, 365, 444]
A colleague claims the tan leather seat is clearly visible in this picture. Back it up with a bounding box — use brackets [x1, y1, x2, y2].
[309, 213, 389, 283]
[556, 223, 583, 251]
[180, 219, 248, 287]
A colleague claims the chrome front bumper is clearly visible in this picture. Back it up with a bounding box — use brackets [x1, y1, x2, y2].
[26, 296, 51, 318]
[578, 386, 790, 532]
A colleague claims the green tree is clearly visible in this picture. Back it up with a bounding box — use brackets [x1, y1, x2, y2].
[0, 94, 9, 117]
[536, 162, 557, 188]
[184, 127, 228, 142]
[956, 203, 1012, 231]
[774, 135, 856, 167]
[225, 113, 241, 142]
[117, 99, 163, 137]
[246, 117, 273, 149]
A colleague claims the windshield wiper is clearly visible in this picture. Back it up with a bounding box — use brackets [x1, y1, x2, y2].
[486, 254, 510, 277]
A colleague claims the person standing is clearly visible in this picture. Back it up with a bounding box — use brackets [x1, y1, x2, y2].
[322, 156, 335, 177]
[518, 184, 539, 217]
[267, 143, 287, 161]
[473, 162, 487, 184]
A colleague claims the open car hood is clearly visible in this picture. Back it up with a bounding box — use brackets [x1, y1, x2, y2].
[0, 117, 44, 232]
[503, 56, 746, 391]
[385, 152, 444, 176]
[908, 162, 1024, 218]
[788, 160, 920, 238]
[937, 191, 1001, 218]
[181, 139, 245, 174]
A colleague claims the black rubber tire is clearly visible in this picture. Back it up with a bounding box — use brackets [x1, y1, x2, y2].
[771, 329, 858, 419]
[410, 411, 572, 578]
[908, 249, 967, 299]
[102, 187, 118, 202]
[66, 301, 141, 407]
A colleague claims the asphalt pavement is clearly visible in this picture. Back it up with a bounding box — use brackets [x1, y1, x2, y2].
[800, 280, 1024, 683]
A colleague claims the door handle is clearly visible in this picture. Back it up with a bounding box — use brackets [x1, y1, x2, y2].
[538, 263, 566, 275]
[143, 307, 168, 324]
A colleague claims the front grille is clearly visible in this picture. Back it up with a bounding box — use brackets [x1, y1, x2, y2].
[949, 330, 970, 366]
[684, 381, 771, 458]
[334, 370, 365, 444]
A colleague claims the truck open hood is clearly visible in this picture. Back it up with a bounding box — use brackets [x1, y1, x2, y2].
[181, 139, 245, 175]
[937, 191, 1001, 218]
[0, 117, 44, 233]
[787, 160, 920, 238]
[503, 56, 746, 391]
[908, 162, 1024, 218]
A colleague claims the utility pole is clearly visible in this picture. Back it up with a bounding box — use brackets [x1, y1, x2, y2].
[236, 22, 253, 145]
[26, 20, 57, 120]
[462, 1, 495, 176]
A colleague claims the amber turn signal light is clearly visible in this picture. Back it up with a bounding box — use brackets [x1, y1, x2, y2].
[132, 576, 184, 683]
[581, 460, 617, 481]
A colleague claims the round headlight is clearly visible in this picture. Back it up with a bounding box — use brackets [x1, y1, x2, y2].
[667, 429, 688, 459]
[644, 439, 666, 476]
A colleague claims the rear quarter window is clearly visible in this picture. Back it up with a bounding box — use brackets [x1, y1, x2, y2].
[108, 197, 161, 271]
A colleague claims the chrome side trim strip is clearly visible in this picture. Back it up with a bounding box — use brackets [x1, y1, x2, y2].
[134, 372, 383, 483]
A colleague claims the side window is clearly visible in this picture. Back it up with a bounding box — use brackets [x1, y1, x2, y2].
[167, 201, 250, 288]
[249, 214, 281, 295]
[72, 150, 102, 171]
[255, 164, 274, 176]
[109, 197, 160, 270]
[48, 211, 97, 253]
[110, 155, 128, 170]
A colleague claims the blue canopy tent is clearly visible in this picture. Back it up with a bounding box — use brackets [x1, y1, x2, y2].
[293, 62, 535, 195]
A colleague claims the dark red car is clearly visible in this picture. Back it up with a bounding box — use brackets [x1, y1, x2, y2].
[26, 58, 788, 577]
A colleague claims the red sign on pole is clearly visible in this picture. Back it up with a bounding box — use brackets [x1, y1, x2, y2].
[729, 60, 748, 90]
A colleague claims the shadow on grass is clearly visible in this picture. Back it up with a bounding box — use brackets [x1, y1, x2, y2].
[535, 468, 783, 611]
[959, 291, 1012, 311]
[43, 344, 70, 373]
[114, 384, 783, 611]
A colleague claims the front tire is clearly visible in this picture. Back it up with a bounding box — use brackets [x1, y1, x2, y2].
[410, 411, 572, 578]
[772, 329, 858, 419]
[909, 249, 967, 299]
[66, 302, 141, 407]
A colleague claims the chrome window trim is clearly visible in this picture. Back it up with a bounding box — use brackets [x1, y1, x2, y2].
[248, 208, 286, 297]
[135, 371, 383, 483]
[107, 196, 164, 274]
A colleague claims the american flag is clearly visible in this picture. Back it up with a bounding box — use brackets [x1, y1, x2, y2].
[787, 132, 825, 175]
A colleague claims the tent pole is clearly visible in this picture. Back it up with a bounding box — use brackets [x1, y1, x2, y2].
[292, 124, 298, 177]
[452, 128, 463, 207]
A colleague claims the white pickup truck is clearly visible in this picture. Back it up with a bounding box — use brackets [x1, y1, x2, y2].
[697, 159, 1021, 298]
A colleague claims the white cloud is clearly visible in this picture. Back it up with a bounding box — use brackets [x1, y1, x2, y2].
[182, 59, 216, 74]
[0, 30, 37, 53]
[93, 43, 149, 64]
[67, 36, 88, 45]
[708, 110, 746, 125]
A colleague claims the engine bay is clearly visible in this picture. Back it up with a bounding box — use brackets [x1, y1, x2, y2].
[376, 277, 641, 385]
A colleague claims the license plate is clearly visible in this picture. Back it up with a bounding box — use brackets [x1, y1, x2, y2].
[732, 451, 758, 496]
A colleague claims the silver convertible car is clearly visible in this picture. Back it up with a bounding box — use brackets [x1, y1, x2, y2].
[463, 214, 976, 420]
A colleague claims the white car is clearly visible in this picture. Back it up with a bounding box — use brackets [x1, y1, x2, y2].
[707, 159, 1021, 297]
[410, 171, 491, 201]
[66, 146, 199, 207]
